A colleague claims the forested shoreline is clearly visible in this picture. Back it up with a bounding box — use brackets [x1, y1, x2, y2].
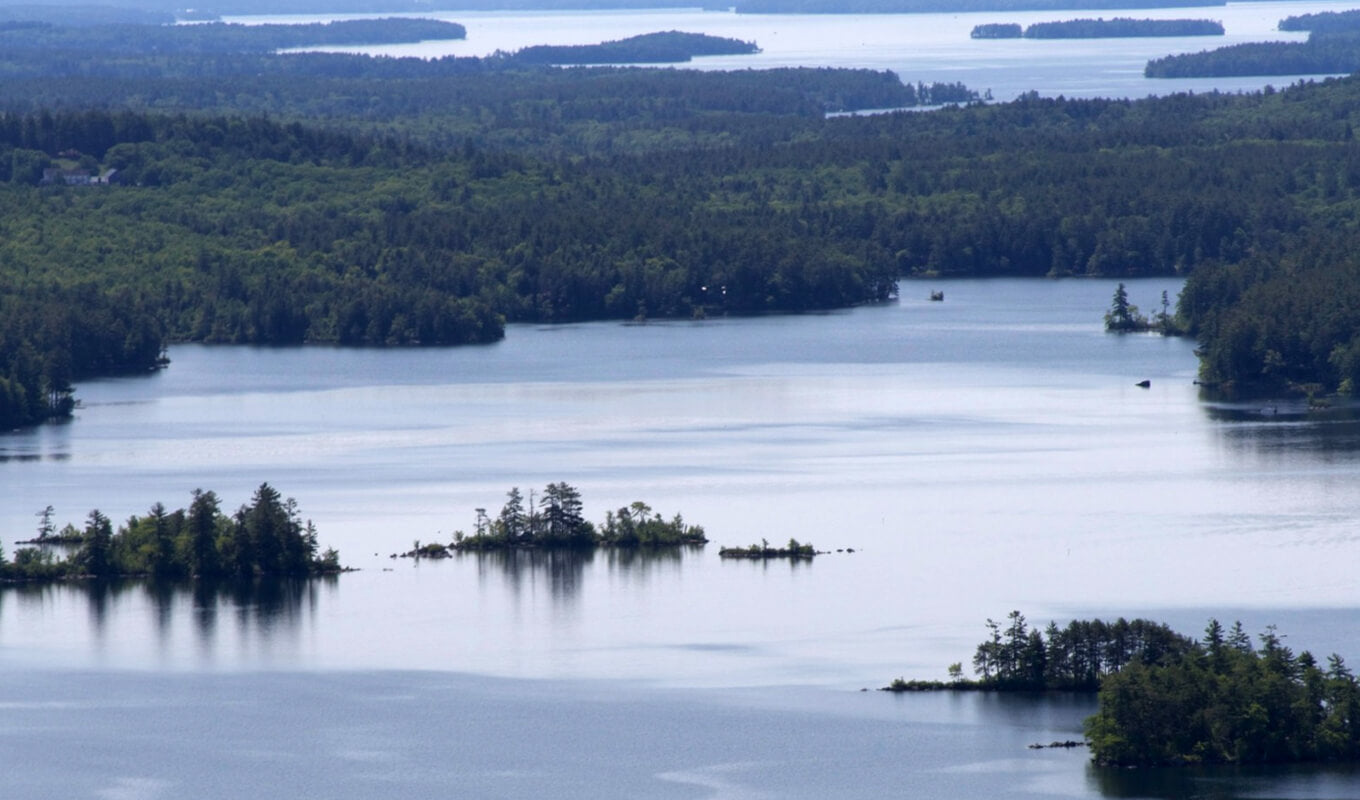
[7, 15, 1360, 427]
[974, 18, 1222, 39]
[887, 613, 1360, 767]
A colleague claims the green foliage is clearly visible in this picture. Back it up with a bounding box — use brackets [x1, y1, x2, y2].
[1104, 282, 1151, 332]
[10, 22, 1360, 409]
[970, 611, 1194, 691]
[1085, 621, 1360, 766]
[451, 484, 704, 550]
[1146, 30, 1360, 77]
[1280, 10, 1360, 34]
[717, 538, 816, 558]
[0, 486, 339, 581]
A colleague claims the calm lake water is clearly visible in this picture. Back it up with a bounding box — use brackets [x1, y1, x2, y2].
[243, 1, 1360, 101]
[4, 278, 1360, 797]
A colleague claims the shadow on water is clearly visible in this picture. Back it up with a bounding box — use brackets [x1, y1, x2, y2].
[1201, 400, 1360, 457]
[454, 545, 701, 603]
[1090, 759, 1360, 800]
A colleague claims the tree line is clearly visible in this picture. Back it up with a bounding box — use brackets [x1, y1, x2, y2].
[10, 23, 1360, 422]
[736, 0, 1221, 13]
[0, 18, 467, 55]
[509, 31, 759, 65]
[1086, 620, 1360, 766]
[1, 484, 341, 581]
[1145, 29, 1360, 77]
[1023, 18, 1223, 38]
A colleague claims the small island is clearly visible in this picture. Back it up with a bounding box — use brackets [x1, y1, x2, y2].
[883, 611, 1360, 767]
[508, 31, 760, 66]
[1104, 282, 1179, 334]
[2, 484, 341, 582]
[404, 483, 707, 554]
[718, 538, 817, 559]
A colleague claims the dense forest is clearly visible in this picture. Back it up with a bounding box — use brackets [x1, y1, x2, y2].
[11, 15, 1360, 427]
[892, 614, 1360, 766]
[1279, 9, 1360, 34]
[885, 611, 1194, 692]
[0, 484, 341, 581]
[1086, 621, 1360, 766]
[1145, 29, 1360, 78]
[1024, 18, 1223, 38]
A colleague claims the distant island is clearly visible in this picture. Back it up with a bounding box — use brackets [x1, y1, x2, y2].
[736, 0, 1225, 13]
[509, 31, 760, 65]
[1026, 18, 1223, 38]
[0, 18, 468, 54]
[2, 484, 342, 582]
[404, 484, 707, 554]
[883, 612, 1360, 767]
[973, 18, 1223, 39]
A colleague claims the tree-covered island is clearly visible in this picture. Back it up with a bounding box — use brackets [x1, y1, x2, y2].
[1025, 18, 1224, 38]
[974, 18, 1223, 39]
[1, 484, 342, 582]
[736, 0, 1226, 13]
[718, 538, 818, 558]
[884, 612, 1360, 767]
[403, 484, 707, 555]
[508, 31, 759, 65]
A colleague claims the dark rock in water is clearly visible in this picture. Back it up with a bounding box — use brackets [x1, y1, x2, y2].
[1135, 379, 1151, 388]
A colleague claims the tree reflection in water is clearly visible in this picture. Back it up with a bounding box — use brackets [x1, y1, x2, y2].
[456, 545, 700, 603]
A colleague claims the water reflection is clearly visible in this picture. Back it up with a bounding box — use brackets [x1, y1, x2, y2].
[456, 545, 701, 603]
[1089, 759, 1360, 799]
[0, 575, 337, 666]
[1202, 399, 1360, 456]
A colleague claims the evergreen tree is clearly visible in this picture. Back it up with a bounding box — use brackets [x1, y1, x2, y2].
[80, 509, 113, 578]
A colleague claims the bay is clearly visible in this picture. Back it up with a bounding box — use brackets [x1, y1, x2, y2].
[240, 1, 1360, 101]
[5, 278, 1360, 798]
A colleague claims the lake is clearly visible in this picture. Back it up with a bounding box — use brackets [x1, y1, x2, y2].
[4, 278, 1360, 797]
[241, 1, 1360, 101]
